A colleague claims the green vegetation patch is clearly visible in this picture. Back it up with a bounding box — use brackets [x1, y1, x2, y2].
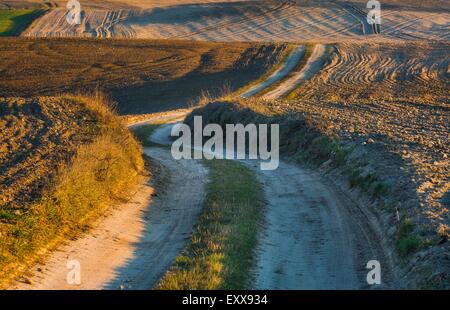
[0, 9, 43, 36]
[156, 160, 265, 290]
[132, 123, 161, 147]
[396, 218, 421, 257]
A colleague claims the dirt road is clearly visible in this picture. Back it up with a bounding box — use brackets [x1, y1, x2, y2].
[149, 120, 394, 289]
[252, 161, 391, 289]
[11, 139, 207, 290]
[262, 44, 327, 99]
[11, 113, 393, 290]
[241, 45, 305, 98]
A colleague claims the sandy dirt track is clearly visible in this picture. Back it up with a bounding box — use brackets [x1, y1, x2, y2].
[11, 139, 207, 290]
[21, 0, 450, 41]
[251, 159, 392, 289]
[241, 45, 305, 98]
[262, 44, 327, 99]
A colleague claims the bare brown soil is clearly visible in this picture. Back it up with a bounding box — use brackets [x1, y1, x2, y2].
[0, 38, 284, 114]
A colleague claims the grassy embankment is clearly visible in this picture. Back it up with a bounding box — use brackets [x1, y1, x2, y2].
[156, 160, 264, 290]
[0, 94, 144, 287]
[188, 101, 388, 198]
[0, 9, 43, 36]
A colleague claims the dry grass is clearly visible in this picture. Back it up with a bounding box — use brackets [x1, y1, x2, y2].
[156, 160, 264, 290]
[0, 96, 96, 210]
[0, 93, 144, 287]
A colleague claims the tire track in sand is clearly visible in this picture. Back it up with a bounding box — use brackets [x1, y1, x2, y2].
[261, 44, 327, 100]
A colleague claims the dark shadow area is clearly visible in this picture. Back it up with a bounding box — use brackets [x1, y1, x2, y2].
[111, 49, 272, 115]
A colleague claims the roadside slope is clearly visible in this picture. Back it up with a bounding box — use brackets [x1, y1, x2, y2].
[0, 95, 144, 288]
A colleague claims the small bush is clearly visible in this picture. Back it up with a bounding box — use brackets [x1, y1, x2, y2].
[397, 236, 421, 257]
[396, 218, 421, 257]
